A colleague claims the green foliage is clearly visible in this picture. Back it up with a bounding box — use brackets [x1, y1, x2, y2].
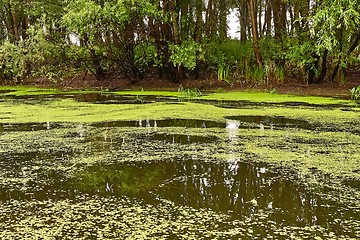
[0, 41, 25, 82]
[170, 40, 203, 71]
[134, 41, 160, 72]
[286, 41, 319, 79]
[264, 61, 285, 84]
[1, 0, 360, 85]
[246, 65, 265, 83]
[0, 23, 77, 83]
[62, 0, 104, 38]
[259, 37, 285, 64]
[26, 26, 76, 80]
[134, 41, 159, 66]
[217, 64, 230, 83]
[204, 40, 255, 82]
[177, 85, 202, 101]
[311, 0, 360, 53]
[204, 39, 287, 84]
[218, 40, 253, 64]
[350, 86, 360, 100]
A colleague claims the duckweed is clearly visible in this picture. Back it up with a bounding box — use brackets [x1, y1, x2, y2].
[0, 88, 359, 238]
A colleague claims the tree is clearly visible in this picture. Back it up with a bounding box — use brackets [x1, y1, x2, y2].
[249, 0, 262, 67]
[309, 0, 360, 82]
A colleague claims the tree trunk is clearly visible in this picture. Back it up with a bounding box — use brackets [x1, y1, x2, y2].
[331, 33, 360, 82]
[258, 0, 262, 37]
[317, 49, 328, 83]
[249, 0, 262, 67]
[307, 54, 320, 84]
[239, 0, 248, 42]
[83, 34, 105, 80]
[264, 0, 272, 35]
[171, 10, 184, 82]
[194, 0, 203, 42]
[272, 0, 286, 39]
[219, 0, 227, 39]
[205, 0, 218, 38]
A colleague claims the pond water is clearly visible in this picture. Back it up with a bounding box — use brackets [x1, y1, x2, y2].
[0, 92, 359, 239]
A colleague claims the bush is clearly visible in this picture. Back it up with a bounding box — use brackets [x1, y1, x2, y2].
[170, 39, 203, 71]
[0, 41, 26, 83]
[134, 40, 160, 72]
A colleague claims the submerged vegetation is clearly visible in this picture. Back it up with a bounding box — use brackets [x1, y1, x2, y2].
[0, 88, 359, 238]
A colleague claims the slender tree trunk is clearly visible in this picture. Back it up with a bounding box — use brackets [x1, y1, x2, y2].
[239, 0, 248, 42]
[194, 0, 203, 42]
[258, 0, 262, 37]
[264, 0, 272, 35]
[317, 49, 328, 83]
[171, 10, 184, 82]
[272, 0, 286, 39]
[331, 27, 344, 82]
[249, 0, 262, 67]
[205, 0, 218, 38]
[205, 0, 213, 36]
[83, 34, 105, 80]
[219, 0, 227, 39]
[280, 2, 287, 35]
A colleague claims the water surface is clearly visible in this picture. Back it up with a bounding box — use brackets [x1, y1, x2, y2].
[0, 92, 359, 239]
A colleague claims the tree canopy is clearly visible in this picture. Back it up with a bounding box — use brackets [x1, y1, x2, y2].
[0, 0, 359, 84]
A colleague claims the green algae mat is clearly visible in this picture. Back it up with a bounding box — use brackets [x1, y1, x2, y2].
[0, 88, 359, 239]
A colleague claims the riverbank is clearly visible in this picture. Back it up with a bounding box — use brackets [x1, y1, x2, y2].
[12, 71, 360, 99]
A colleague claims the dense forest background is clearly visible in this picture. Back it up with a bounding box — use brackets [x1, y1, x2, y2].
[0, 0, 359, 85]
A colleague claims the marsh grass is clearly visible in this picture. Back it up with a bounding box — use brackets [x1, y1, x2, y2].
[217, 64, 231, 84]
[350, 86, 360, 100]
[177, 85, 202, 101]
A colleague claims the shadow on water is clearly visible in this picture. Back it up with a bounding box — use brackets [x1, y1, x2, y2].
[2, 91, 358, 111]
[72, 160, 359, 236]
[0, 153, 356, 232]
[1, 93, 176, 104]
[92, 119, 226, 128]
[226, 115, 314, 130]
[0, 116, 338, 135]
[0, 122, 63, 132]
[0, 117, 358, 237]
[1, 158, 354, 234]
[0, 90, 16, 94]
[205, 99, 356, 110]
[0, 151, 74, 200]
[150, 133, 218, 144]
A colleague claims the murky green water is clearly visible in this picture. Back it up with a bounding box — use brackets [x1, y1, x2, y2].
[0, 92, 359, 239]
